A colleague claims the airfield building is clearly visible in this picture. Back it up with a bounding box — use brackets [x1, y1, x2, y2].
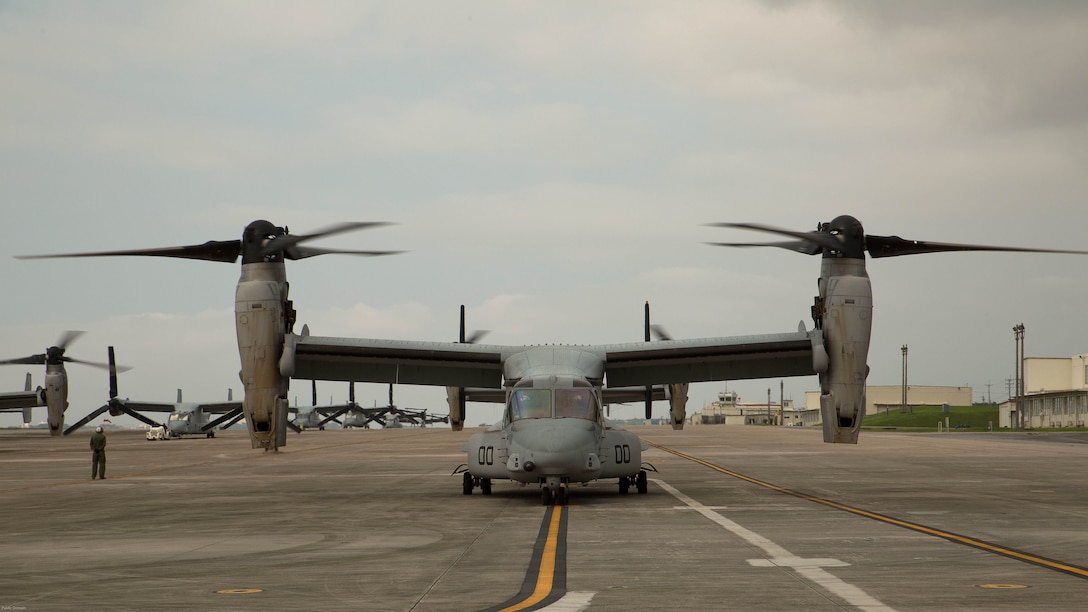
[1001, 355, 1088, 428]
[692, 391, 817, 426]
[803, 385, 974, 417]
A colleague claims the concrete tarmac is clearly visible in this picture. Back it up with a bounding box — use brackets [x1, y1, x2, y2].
[2, 425, 1087, 611]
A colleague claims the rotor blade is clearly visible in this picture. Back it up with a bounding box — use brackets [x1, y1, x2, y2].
[286, 420, 302, 433]
[56, 330, 85, 350]
[62, 405, 112, 436]
[464, 330, 490, 344]
[311, 380, 318, 406]
[65, 357, 133, 372]
[107, 346, 118, 399]
[119, 407, 164, 429]
[17, 240, 242, 263]
[202, 408, 243, 432]
[221, 412, 247, 430]
[285, 246, 405, 260]
[263, 222, 392, 257]
[706, 222, 842, 252]
[649, 324, 673, 342]
[317, 407, 352, 427]
[0, 354, 46, 366]
[865, 235, 1088, 259]
[705, 240, 823, 255]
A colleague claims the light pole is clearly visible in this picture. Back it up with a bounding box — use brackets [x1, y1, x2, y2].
[1013, 323, 1025, 429]
[901, 345, 908, 414]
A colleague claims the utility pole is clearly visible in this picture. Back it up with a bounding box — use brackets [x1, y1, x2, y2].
[1013, 323, 1025, 429]
[901, 345, 909, 414]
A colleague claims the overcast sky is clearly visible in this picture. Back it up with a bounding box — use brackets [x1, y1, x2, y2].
[3, 1, 1087, 430]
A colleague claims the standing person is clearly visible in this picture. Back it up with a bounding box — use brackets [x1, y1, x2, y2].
[90, 426, 107, 480]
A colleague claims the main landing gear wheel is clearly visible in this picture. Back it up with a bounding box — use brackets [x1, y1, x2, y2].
[636, 470, 648, 494]
[619, 478, 630, 494]
[463, 473, 492, 495]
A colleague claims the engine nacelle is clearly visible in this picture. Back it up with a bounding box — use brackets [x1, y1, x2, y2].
[445, 387, 465, 431]
[667, 383, 689, 430]
[817, 269, 872, 444]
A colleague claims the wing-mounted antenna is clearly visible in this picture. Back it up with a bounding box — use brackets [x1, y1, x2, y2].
[709, 215, 1088, 444]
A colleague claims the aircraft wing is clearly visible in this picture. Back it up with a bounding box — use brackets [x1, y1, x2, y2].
[290, 326, 817, 389]
[0, 390, 42, 411]
[597, 329, 818, 387]
[290, 335, 505, 387]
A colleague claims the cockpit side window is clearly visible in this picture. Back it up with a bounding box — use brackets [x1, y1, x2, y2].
[554, 389, 597, 420]
[508, 389, 551, 421]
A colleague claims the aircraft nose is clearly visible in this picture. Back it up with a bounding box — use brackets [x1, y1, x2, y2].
[510, 419, 599, 476]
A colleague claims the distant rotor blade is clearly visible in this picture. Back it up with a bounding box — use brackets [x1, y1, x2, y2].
[221, 411, 246, 430]
[317, 407, 351, 427]
[202, 408, 243, 432]
[706, 222, 842, 252]
[17, 240, 242, 263]
[464, 330, 490, 344]
[865, 235, 1088, 259]
[704, 240, 822, 255]
[650, 324, 673, 342]
[65, 357, 132, 372]
[107, 346, 118, 400]
[286, 420, 302, 433]
[62, 404, 112, 435]
[119, 407, 163, 429]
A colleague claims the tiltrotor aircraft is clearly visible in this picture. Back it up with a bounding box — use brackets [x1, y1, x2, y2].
[290, 380, 354, 430]
[18, 216, 1088, 502]
[0, 332, 126, 435]
[64, 346, 243, 437]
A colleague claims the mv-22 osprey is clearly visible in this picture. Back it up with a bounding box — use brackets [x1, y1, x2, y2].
[0, 332, 127, 435]
[19, 216, 1088, 502]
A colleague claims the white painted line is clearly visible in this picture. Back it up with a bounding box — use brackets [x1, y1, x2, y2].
[541, 591, 595, 611]
[654, 478, 895, 612]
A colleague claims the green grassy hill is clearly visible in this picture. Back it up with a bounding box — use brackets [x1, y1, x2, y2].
[862, 405, 998, 432]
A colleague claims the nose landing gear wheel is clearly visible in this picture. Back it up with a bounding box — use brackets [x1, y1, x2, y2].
[636, 470, 648, 494]
[462, 472, 474, 495]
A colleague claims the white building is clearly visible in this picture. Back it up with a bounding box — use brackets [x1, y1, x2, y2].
[804, 385, 974, 417]
[1001, 355, 1088, 428]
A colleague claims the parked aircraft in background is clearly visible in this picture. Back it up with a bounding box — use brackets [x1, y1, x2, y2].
[1, 332, 124, 435]
[64, 346, 242, 437]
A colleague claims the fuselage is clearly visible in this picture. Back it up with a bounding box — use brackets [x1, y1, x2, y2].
[166, 405, 210, 436]
[463, 346, 644, 489]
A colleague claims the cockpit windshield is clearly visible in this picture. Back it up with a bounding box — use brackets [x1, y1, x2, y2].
[508, 389, 551, 421]
[555, 389, 597, 420]
[507, 387, 599, 422]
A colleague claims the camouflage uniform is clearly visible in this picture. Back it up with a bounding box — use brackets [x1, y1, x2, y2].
[90, 429, 107, 479]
